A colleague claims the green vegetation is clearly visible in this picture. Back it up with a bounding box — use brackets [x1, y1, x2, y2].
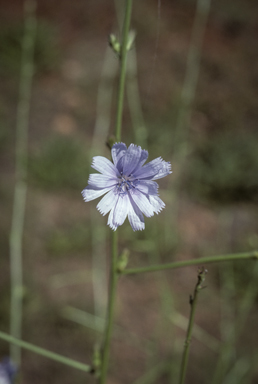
[0, 20, 60, 76]
[185, 132, 258, 203]
[29, 134, 89, 190]
[47, 225, 90, 256]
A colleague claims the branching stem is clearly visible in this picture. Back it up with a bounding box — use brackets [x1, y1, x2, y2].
[121, 251, 258, 275]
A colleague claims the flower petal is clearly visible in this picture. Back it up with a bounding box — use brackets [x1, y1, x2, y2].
[128, 194, 145, 231]
[88, 173, 117, 188]
[92, 156, 119, 177]
[113, 194, 129, 227]
[97, 188, 118, 216]
[148, 195, 165, 214]
[81, 186, 112, 202]
[107, 206, 117, 231]
[123, 144, 142, 176]
[130, 190, 155, 217]
[111, 143, 127, 167]
[136, 180, 159, 195]
[136, 149, 148, 169]
[134, 157, 172, 180]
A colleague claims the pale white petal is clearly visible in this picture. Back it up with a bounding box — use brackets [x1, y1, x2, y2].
[128, 194, 145, 231]
[92, 156, 119, 177]
[96, 188, 118, 216]
[113, 194, 129, 227]
[88, 173, 117, 188]
[107, 206, 117, 231]
[152, 161, 172, 180]
[130, 191, 155, 217]
[148, 195, 165, 214]
[81, 186, 112, 202]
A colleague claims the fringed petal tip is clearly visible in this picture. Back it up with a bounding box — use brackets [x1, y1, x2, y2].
[108, 223, 118, 231]
[81, 189, 88, 202]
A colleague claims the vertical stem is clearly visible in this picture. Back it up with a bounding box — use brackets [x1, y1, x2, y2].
[99, 231, 118, 384]
[9, 0, 36, 366]
[114, 0, 133, 141]
[178, 268, 207, 384]
[99, 1, 133, 382]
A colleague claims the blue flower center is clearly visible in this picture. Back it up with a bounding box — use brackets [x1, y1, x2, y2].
[117, 174, 137, 195]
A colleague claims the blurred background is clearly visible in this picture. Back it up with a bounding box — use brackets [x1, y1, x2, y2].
[1, 0, 258, 383]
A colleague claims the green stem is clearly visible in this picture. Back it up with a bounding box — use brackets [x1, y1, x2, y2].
[9, 0, 36, 366]
[99, 1, 133, 381]
[0, 331, 91, 372]
[99, 231, 118, 383]
[114, 0, 133, 141]
[121, 251, 258, 275]
[178, 268, 207, 384]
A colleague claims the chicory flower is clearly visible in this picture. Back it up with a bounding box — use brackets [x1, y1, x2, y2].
[82, 143, 171, 231]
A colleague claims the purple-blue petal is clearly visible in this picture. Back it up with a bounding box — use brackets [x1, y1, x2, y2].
[111, 143, 127, 167]
[133, 157, 172, 180]
[136, 180, 159, 195]
[136, 149, 148, 169]
[122, 144, 142, 176]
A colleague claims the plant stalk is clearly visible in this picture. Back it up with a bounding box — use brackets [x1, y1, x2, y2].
[114, 0, 133, 141]
[121, 251, 258, 275]
[178, 268, 207, 384]
[99, 231, 118, 383]
[99, 1, 133, 382]
[9, 0, 37, 366]
[0, 331, 91, 373]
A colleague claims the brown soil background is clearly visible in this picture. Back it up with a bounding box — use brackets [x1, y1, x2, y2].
[1, 0, 258, 383]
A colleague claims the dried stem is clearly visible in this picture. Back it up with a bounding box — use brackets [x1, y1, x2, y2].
[178, 268, 207, 384]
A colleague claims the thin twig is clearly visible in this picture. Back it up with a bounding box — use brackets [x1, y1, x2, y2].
[178, 268, 207, 384]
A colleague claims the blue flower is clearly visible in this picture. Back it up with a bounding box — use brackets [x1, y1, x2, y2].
[82, 143, 172, 231]
[0, 358, 16, 384]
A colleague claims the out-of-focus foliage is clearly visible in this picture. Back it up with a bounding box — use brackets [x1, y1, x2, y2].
[185, 132, 258, 203]
[47, 225, 90, 256]
[29, 135, 89, 190]
[0, 21, 60, 75]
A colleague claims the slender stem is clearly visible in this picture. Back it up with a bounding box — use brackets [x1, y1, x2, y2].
[99, 231, 118, 384]
[178, 268, 207, 384]
[121, 251, 258, 275]
[9, 0, 36, 366]
[99, 1, 133, 381]
[0, 331, 91, 373]
[114, 0, 133, 141]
